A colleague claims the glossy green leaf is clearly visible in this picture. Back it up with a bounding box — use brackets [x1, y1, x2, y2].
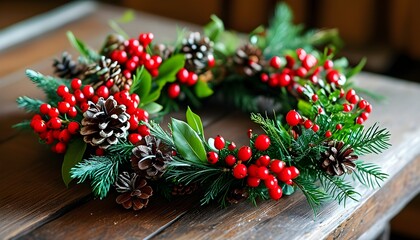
[154, 54, 185, 84]
[62, 138, 87, 187]
[142, 102, 163, 114]
[171, 118, 207, 163]
[194, 79, 213, 98]
[131, 66, 151, 98]
[66, 31, 99, 61]
[282, 183, 295, 196]
[204, 15, 224, 41]
[186, 107, 204, 138]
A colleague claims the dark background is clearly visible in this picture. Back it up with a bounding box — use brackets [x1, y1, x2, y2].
[1, 0, 419, 239]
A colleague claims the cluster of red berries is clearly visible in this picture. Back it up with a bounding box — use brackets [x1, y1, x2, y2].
[109, 33, 162, 78]
[206, 133, 300, 201]
[341, 88, 372, 125]
[167, 68, 199, 99]
[260, 48, 344, 95]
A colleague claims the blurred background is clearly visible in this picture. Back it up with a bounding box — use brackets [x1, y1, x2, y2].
[0, 0, 419, 239]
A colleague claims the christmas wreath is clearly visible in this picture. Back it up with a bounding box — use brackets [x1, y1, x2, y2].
[15, 4, 390, 213]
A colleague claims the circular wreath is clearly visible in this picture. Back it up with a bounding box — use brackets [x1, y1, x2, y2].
[16, 4, 390, 213]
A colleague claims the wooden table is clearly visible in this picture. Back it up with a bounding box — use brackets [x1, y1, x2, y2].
[1, 2, 419, 239]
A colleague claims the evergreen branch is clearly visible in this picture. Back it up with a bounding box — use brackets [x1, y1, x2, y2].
[146, 121, 174, 147]
[318, 173, 360, 206]
[12, 120, 32, 130]
[107, 140, 134, 157]
[247, 186, 269, 206]
[16, 96, 44, 113]
[25, 69, 68, 104]
[347, 123, 391, 155]
[294, 177, 329, 215]
[71, 154, 128, 199]
[353, 160, 388, 188]
[201, 173, 232, 205]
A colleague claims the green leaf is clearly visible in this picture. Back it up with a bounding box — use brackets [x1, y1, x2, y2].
[131, 66, 151, 96]
[62, 138, 87, 187]
[117, 10, 135, 23]
[171, 118, 207, 163]
[142, 102, 163, 114]
[66, 31, 99, 61]
[194, 79, 214, 98]
[109, 20, 129, 39]
[186, 107, 204, 138]
[346, 57, 366, 79]
[281, 183, 295, 195]
[154, 54, 185, 84]
[203, 15, 224, 41]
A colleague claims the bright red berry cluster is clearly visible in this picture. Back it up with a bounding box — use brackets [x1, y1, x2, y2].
[341, 88, 372, 124]
[167, 68, 199, 99]
[109, 33, 162, 78]
[205, 133, 299, 201]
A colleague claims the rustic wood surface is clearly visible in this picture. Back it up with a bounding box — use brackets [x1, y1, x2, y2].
[0, 2, 419, 240]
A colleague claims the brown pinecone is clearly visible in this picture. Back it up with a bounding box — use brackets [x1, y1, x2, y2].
[226, 188, 249, 204]
[80, 96, 130, 149]
[53, 52, 84, 78]
[131, 135, 173, 180]
[320, 140, 358, 176]
[180, 32, 214, 74]
[233, 44, 263, 76]
[100, 34, 125, 55]
[84, 56, 132, 94]
[115, 172, 153, 210]
[171, 183, 199, 196]
[153, 43, 174, 61]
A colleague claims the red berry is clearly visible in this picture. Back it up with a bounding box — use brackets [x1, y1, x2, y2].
[270, 159, 285, 174]
[187, 72, 198, 86]
[48, 108, 60, 118]
[346, 89, 356, 102]
[64, 94, 76, 106]
[67, 122, 80, 134]
[139, 33, 154, 46]
[339, 88, 345, 98]
[296, 85, 305, 94]
[207, 54, 215, 67]
[125, 59, 138, 72]
[270, 56, 281, 69]
[312, 94, 318, 102]
[74, 89, 85, 103]
[39, 103, 51, 115]
[336, 124, 343, 130]
[237, 146, 252, 161]
[326, 70, 339, 83]
[257, 166, 269, 180]
[310, 75, 318, 84]
[264, 175, 278, 189]
[167, 83, 181, 99]
[296, 48, 306, 61]
[82, 85, 94, 99]
[136, 109, 149, 122]
[277, 168, 292, 182]
[57, 101, 70, 114]
[110, 50, 128, 64]
[80, 102, 89, 112]
[247, 177, 261, 187]
[129, 115, 139, 131]
[356, 117, 364, 125]
[247, 164, 259, 177]
[137, 124, 150, 136]
[312, 124, 320, 132]
[67, 106, 77, 118]
[33, 120, 47, 133]
[254, 134, 271, 151]
[295, 67, 307, 77]
[260, 73, 269, 82]
[288, 166, 300, 179]
[360, 112, 369, 121]
[349, 94, 359, 104]
[268, 75, 279, 87]
[177, 68, 189, 83]
[325, 130, 332, 138]
[302, 54, 317, 70]
[269, 187, 283, 200]
[247, 129, 253, 138]
[48, 117, 62, 129]
[365, 104, 372, 113]
[285, 55, 295, 68]
[286, 110, 301, 126]
[228, 142, 236, 151]
[71, 78, 82, 90]
[95, 148, 104, 156]
[55, 142, 67, 154]
[225, 155, 236, 166]
[128, 133, 142, 144]
[59, 129, 71, 142]
[343, 104, 352, 112]
[304, 119, 313, 129]
[278, 73, 291, 87]
[56, 85, 69, 97]
[214, 135, 225, 150]
[324, 60, 334, 70]
[358, 99, 368, 109]
[96, 86, 110, 99]
[233, 163, 247, 179]
[44, 131, 55, 144]
[257, 155, 271, 167]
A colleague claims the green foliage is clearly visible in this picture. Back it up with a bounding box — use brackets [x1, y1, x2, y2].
[345, 123, 391, 155]
[319, 173, 360, 206]
[353, 160, 388, 188]
[194, 79, 214, 98]
[66, 31, 100, 62]
[171, 118, 207, 163]
[146, 121, 174, 147]
[25, 69, 67, 104]
[203, 14, 224, 42]
[294, 177, 329, 215]
[186, 107, 204, 139]
[142, 102, 163, 115]
[154, 54, 185, 84]
[16, 96, 44, 113]
[345, 57, 366, 79]
[108, 10, 135, 39]
[12, 120, 32, 130]
[247, 186, 269, 206]
[62, 138, 87, 187]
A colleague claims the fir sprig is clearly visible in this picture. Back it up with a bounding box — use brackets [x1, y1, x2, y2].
[25, 69, 67, 104]
[294, 177, 329, 214]
[345, 123, 391, 155]
[319, 173, 361, 206]
[353, 160, 388, 188]
[16, 96, 44, 113]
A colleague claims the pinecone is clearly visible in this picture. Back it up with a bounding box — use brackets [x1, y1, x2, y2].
[233, 44, 263, 76]
[226, 188, 249, 204]
[84, 56, 132, 94]
[171, 183, 198, 196]
[180, 32, 214, 74]
[53, 52, 84, 78]
[131, 135, 173, 180]
[115, 172, 153, 210]
[320, 140, 358, 176]
[153, 43, 174, 61]
[100, 34, 125, 55]
[80, 96, 130, 149]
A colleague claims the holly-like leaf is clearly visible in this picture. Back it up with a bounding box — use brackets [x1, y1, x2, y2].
[186, 106, 204, 138]
[131, 66, 151, 96]
[62, 138, 87, 187]
[66, 31, 99, 61]
[154, 54, 185, 84]
[204, 15, 224, 42]
[194, 79, 213, 98]
[171, 118, 207, 163]
[142, 102, 163, 114]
